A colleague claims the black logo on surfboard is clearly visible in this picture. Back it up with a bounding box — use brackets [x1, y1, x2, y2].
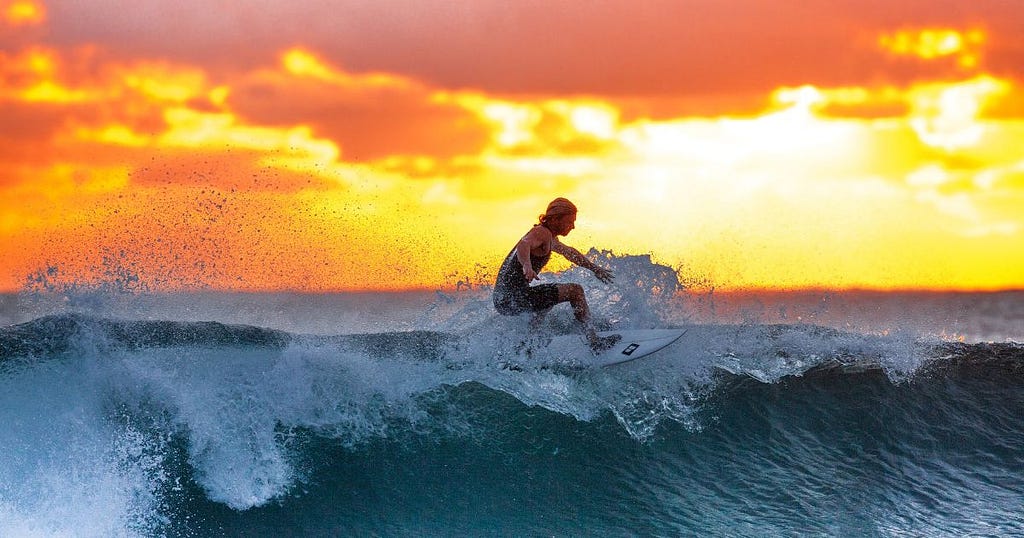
[621, 343, 640, 356]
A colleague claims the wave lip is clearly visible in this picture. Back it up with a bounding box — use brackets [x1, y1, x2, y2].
[4, 312, 1024, 386]
[0, 313, 290, 361]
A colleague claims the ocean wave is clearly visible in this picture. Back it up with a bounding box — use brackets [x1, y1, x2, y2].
[1, 312, 1022, 535]
[4, 312, 1023, 377]
[3, 251, 1022, 534]
[2, 313, 1021, 460]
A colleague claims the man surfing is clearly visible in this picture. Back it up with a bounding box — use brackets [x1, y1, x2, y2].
[492, 197, 621, 352]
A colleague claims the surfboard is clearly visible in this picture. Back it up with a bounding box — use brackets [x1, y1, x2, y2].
[527, 328, 686, 368]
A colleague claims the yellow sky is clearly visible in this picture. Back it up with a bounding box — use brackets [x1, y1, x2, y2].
[2, 1, 1024, 291]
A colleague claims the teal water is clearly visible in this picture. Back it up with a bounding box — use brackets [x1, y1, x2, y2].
[1, 259, 1022, 536]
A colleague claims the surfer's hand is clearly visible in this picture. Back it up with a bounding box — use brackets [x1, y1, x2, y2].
[523, 267, 538, 282]
[593, 266, 614, 284]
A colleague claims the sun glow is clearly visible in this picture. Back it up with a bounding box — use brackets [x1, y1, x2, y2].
[281, 47, 412, 90]
[1, 12, 1023, 292]
[2, 0, 45, 26]
[908, 76, 1010, 150]
[879, 27, 986, 68]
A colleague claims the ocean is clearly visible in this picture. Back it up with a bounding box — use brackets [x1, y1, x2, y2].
[0, 255, 1022, 537]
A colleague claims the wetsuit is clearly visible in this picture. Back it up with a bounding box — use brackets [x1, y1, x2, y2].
[493, 244, 561, 316]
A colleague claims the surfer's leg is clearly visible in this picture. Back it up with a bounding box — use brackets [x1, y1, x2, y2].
[557, 284, 620, 351]
[526, 284, 561, 330]
[557, 283, 590, 323]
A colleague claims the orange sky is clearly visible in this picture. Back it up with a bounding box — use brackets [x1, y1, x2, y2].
[2, 0, 1024, 292]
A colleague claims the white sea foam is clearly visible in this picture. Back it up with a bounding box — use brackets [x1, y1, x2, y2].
[0, 356, 168, 537]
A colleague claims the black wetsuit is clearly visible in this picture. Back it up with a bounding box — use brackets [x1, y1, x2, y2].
[493, 244, 560, 316]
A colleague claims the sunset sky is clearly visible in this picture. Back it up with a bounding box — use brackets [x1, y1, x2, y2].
[2, 0, 1023, 292]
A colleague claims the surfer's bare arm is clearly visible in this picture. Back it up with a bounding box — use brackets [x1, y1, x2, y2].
[552, 240, 614, 284]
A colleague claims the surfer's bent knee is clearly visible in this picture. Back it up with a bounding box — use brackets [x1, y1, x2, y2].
[557, 283, 584, 303]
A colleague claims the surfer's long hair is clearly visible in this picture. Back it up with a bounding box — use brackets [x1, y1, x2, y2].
[538, 197, 577, 226]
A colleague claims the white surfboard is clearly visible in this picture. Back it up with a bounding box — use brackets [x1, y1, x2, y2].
[536, 328, 686, 368]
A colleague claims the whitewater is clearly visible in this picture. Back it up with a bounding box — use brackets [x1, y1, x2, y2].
[0, 253, 1021, 536]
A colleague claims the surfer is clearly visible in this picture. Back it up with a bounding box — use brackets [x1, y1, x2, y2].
[493, 197, 621, 352]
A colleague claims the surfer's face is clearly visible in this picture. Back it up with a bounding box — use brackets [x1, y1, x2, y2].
[552, 213, 576, 236]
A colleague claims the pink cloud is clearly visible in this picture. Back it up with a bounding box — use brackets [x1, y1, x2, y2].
[25, 0, 1022, 99]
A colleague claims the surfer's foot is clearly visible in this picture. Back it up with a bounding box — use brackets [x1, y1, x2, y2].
[589, 333, 621, 353]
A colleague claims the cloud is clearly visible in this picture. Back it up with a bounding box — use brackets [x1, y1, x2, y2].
[27, 0, 1022, 100]
[0, 103, 66, 168]
[2, 0, 45, 27]
[227, 49, 492, 161]
[878, 27, 986, 69]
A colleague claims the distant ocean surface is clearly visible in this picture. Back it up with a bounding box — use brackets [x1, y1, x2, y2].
[1, 256, 1022, 536]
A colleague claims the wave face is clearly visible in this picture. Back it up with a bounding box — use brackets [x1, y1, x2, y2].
[1, 259, 1022, 536]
